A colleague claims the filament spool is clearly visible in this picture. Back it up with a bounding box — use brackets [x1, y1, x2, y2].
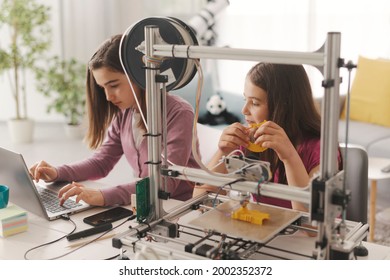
[120, 17, 199, 91]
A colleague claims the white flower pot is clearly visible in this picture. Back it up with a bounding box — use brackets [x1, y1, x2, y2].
[7, 118, 35, 144]
[64, 123, 85, 140]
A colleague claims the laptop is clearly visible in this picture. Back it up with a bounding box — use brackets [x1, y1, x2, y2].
[0, 147, 96, 220]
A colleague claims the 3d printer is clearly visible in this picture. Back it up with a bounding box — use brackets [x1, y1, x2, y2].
[111, 12, 368, 260]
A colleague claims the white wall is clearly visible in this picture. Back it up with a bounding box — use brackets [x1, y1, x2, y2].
[1, 0, 390, 121]
[215, 0, 390, 98]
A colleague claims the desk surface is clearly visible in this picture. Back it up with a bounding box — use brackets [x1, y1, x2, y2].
[0, 183, 187, 260]
[368, 157, 390, 180]
[2, 195, 390, 260]
[0, 203, 129, 260]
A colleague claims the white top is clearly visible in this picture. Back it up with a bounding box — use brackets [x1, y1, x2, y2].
[368, 157, 390, 180]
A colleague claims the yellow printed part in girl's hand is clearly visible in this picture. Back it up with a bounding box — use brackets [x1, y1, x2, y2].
[249, 120, 267, 129]
[247, 120, 267, 153]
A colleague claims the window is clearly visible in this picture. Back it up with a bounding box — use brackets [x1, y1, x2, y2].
[215, 0, 390, 97]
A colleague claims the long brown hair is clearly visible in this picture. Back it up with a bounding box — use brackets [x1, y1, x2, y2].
[85, 34, 146, 149]
[246, 62, 321, 184]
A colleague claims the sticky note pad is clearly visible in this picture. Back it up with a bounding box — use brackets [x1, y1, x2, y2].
[0, 205, 28, 237]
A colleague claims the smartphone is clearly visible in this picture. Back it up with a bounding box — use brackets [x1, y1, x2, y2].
[83, 207, 133, 226]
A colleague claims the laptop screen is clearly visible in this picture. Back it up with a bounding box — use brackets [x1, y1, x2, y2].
[0, 147, 93, 220]
[0, 147, 49, 219]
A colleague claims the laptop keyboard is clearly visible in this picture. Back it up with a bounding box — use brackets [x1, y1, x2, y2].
[37, 185, 82, 214]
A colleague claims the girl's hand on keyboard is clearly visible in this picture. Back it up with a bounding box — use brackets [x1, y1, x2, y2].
[58, 181, 105, 206]
[29, 160, 58, 182]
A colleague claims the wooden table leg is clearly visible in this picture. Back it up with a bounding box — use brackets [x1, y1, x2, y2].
[369, 179, 377, 242]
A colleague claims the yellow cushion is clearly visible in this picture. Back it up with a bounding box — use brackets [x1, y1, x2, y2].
[341, 56, 390, 127]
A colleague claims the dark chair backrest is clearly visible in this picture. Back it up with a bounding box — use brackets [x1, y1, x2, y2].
[339, 143, 368, 223]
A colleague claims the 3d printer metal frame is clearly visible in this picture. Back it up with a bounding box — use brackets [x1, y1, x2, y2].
[142, 26, 341, 209]
[117, 22, 361, 259]
[112, 193, 368, 260]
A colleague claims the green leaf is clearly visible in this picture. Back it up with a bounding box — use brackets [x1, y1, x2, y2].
[34, 55, 87, 124]
[0, 0, 52, 119]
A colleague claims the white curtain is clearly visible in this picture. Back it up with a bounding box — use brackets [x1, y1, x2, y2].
[59, 0, 144, 62]
[215, 0, 390, 97]
[59, 0, 206, 62]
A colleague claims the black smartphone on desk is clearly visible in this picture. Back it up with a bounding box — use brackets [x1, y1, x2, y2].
[83, 207, 133, 226]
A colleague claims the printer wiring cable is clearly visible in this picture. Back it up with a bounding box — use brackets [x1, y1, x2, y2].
[23, 214, 76, 260]
[23, 214, 136, 260]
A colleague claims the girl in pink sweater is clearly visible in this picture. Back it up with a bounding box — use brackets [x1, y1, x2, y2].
[30, 35, 199, 206]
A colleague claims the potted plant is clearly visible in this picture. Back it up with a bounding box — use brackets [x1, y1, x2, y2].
[35, 56, 87, 139]
[0, 0, 51, 143]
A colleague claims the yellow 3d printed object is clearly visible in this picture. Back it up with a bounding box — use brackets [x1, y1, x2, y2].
[231, 204, 270, 225]
[247, 120, 268, 153]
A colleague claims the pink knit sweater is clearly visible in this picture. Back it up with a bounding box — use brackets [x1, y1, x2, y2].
[56, 94, 200, 205]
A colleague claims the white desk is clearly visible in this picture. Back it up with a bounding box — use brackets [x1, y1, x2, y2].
[1, 170, 390, 261]
[2, 198, 390, 260]
[0, 204, 132, 260]
[254, 228, 390, 260]
[0, 182, 184, 260]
